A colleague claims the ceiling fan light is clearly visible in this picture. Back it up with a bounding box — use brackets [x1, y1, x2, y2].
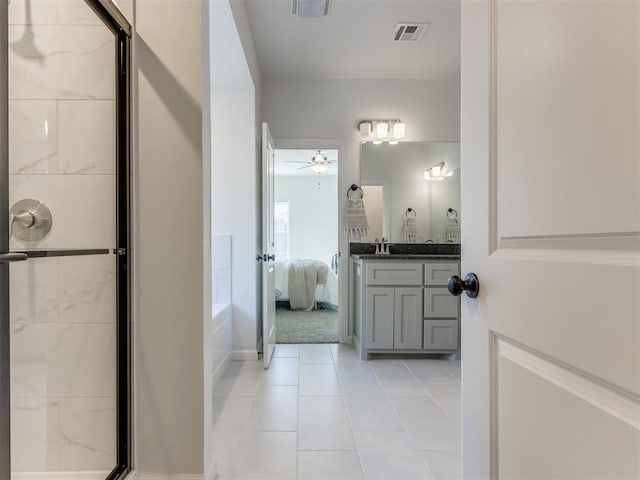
[424, 170, 431, 180]
[393, 122, 405, 139]
[376, 122, 389, 138]
[431, 165, 442, 177]
[311, 163, 327, 174]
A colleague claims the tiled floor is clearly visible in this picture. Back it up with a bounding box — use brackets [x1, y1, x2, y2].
[213, 343, 461, 480]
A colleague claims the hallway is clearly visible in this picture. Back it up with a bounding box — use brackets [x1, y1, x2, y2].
[212, 344, 461, 479]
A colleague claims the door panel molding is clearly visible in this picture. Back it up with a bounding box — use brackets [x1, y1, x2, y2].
[497, 336, 640, 429]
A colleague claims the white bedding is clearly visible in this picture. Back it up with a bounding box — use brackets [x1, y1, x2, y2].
[275, 260, 339, 307]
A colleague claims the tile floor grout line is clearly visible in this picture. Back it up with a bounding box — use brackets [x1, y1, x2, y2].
[401, 359, 461, 428]
[370, 359, 442, 479]
[331, 343, 367, 479]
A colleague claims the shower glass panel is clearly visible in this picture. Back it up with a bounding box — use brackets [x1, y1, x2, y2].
[1, 1, 130, 478]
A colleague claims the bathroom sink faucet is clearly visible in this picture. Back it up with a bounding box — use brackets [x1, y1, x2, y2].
[376, 237, 390, 255]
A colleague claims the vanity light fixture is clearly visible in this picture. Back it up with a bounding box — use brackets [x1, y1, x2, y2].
[358, 120, 406, 144]
[424, 162, 453, 181]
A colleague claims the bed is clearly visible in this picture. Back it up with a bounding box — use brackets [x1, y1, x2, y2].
[275, 259, 339, 310]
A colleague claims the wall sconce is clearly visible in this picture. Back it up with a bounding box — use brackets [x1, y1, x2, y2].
[358, 120, 405, 145]
[424, 162, 453, 181]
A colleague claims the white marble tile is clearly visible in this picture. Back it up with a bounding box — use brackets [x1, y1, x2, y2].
[211, 396, 253, 452]
[58, 255, 116, 324]
[8, 0, 58, 25]
[58, 100, 115, 174]
[274, 344, 300, 358]
[59, 396, 116, 471]
[43, 324, 116, 397]
[298, 396, 355, 451]
[261, 357, 298, 386]
[419, 449, 461, 480]
[404, 360, 459, 385]
[10, 257, 59, 324]
[298, 451, 364, 480]
[10, 397, 60, 472]
[11, 323, 50, 398]
[300, 343, 334, 364]
[299, 363, 341, 396]
[226, 432, 297, 480]
[359, 450, 433, 480]
[57, 0, 103, 25]
[246, 386, 298, 432]
[9, 100, 58, 174]
[9, 25, 115, 100]
[9, 174, 116, 250]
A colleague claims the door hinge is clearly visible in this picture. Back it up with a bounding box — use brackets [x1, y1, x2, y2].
[114, 248, 127, 256]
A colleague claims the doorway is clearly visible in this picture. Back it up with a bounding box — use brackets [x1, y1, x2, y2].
[0, 1, 131, 478]
[273, 149, 339, 344]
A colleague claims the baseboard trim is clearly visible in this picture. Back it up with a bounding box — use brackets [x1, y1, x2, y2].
[231, 349, 259, 361]
[13, 473, 109, 480]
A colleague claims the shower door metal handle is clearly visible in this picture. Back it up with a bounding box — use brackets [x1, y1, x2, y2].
[0, 253, 28, 264]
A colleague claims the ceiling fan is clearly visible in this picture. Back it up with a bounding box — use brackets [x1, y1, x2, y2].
[284, 150, 336, 174]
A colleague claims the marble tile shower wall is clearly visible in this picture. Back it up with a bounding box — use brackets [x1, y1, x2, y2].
[8, 0, 117, 473]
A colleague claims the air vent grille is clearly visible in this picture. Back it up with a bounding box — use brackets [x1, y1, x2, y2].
[393, 23, 430, 42]
[292, 0, 332, 17]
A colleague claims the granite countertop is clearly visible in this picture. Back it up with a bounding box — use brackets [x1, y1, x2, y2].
[351, 254, 460, 261]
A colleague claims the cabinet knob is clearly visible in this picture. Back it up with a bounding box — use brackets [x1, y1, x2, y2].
[448, 273, 480, 298]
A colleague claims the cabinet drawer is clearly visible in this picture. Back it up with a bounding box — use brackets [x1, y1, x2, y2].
[424, 287, 459, 319]
[366, 263, 423, 286]
[423, 320, 458, 350]
[424, 263, 459, 286]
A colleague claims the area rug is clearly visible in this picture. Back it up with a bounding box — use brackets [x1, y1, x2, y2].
[276, 305, 338, 344]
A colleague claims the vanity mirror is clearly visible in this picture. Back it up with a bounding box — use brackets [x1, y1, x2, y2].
[360, 141, 460, 243]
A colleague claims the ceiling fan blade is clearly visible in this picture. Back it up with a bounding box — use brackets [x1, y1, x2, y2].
[284, 161, 311, 164]
[297, 165, 313, 170]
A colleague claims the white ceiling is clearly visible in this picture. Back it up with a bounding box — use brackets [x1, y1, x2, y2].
[275, 149, 339, 176]
[244, 0, 461, 80]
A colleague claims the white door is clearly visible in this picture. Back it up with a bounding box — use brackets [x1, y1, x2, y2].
[461, 1, 639, 478]
[262, 122, 277, 368]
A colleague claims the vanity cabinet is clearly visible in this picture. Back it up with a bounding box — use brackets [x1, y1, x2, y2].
[351, 257, 460, 360]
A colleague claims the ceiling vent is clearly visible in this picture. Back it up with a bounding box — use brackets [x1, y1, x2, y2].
[292, 0, 331, 17]
[393, 23, 430, 42]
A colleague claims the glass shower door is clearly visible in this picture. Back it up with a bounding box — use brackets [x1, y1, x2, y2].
[1, 1, 130, 479]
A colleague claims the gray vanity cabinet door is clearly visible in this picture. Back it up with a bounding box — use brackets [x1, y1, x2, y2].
[423, 320, 459, 350]
[424, 287, 460, 319]
[365, 287, 394, 349]
[394, 288, 423, 349]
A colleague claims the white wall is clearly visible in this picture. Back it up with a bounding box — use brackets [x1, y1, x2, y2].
[275, 174, 338, 267]
[135, 0, 204, 476]
[263, 77, 460, 339]
[210, 1, 258, 365]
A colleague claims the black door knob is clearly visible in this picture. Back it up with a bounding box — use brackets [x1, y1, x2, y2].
[448, 273, 480, 298]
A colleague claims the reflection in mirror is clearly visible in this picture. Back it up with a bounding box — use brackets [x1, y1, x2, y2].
[360, 142, 460, 243]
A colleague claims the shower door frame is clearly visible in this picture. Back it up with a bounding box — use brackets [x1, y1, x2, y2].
[0, 1, 132, 479]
